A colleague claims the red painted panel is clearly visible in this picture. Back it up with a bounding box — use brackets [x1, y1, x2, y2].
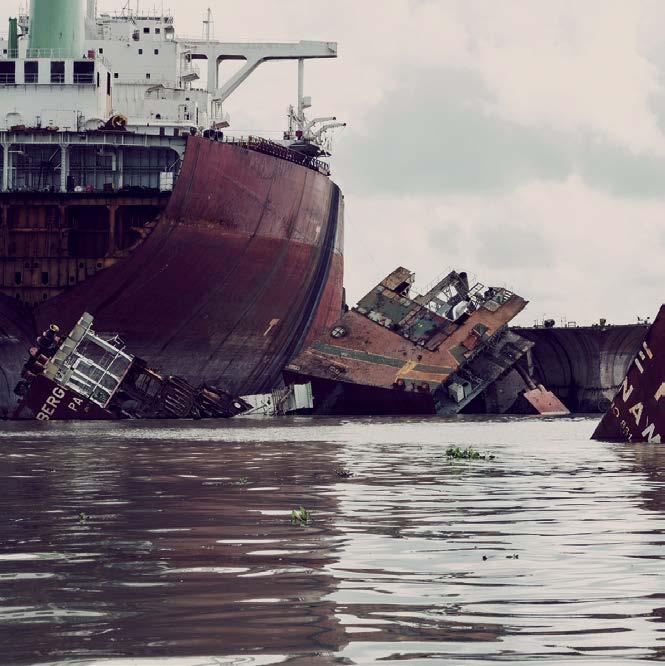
[593, 305, 665, 442]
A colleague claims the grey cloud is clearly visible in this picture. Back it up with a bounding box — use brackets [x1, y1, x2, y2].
[428, 222, 461, 254]
[336, 66, 665, 199]
[474, 223, 554, 270]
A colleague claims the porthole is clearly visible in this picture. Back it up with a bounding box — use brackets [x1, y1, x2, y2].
[331, 325, 347, 339]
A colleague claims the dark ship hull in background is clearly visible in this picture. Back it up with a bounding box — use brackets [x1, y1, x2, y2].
[513, 322, 649, 413]
[0, 137, 344, 415]
[592, 305, 664, 443]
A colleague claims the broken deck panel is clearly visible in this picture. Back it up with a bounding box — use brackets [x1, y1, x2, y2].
[286, 267, 568, 416]
[12, 313, 249, 420]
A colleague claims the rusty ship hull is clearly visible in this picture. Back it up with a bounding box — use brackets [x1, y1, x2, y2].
[592, 305, 665, 443]
[0, 137, 344, 415]
[513, 323, 649, 412]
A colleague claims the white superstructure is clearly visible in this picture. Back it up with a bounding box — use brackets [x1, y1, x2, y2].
[0, 3, 339, 137]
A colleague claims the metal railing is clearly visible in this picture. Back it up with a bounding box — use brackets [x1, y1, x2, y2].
[73, 74, 95, 84]
[180, 61, 201, 79]
[0, 74, 16, 85]
[223, 136, 330, 176]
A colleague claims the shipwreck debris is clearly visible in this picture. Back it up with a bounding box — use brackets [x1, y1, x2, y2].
[241, 383, 314, 416]
[285, 267, 568, 416]
[12, 313, 250, 421]
[592, 305, 664, 443]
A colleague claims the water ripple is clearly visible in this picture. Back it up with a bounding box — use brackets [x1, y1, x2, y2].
[1, 416, 664, 664]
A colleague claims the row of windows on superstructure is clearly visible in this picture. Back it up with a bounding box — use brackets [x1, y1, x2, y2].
[0, 60, 96, 84]
[0, 60, 163, 84]
[97, 47, 160, 55]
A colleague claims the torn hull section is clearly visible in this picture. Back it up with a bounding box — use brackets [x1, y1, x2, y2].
[286, 267, 568, 417]
[11, 313, 249, 421]
[592, 305, 665, 443]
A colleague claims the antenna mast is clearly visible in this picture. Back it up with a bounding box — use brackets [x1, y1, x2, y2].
[203, 8, 214, 41]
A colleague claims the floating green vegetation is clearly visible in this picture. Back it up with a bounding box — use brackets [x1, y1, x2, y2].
[237, 477, 248, 485]
[334, 467, 353, 478]
[291, 506, 311, 526]
[445, 446, 495, 461]
[77, 512, 89, 523]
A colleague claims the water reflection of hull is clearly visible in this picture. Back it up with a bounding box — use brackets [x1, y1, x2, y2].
[592, 305, 664, 442]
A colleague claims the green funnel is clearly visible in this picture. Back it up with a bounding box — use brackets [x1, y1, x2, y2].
[29, 0, 84, 58]
[8, 18, 18, 59]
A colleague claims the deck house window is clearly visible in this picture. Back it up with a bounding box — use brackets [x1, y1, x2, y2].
[24, 61, 38, 83]
[50, 61, 65, 84]
[0, 61, 16, 85]
[74, 61, 94, 84]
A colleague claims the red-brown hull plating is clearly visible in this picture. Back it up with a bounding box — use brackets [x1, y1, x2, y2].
[0, 137, 344, 409]
[592, 305, 665, 442]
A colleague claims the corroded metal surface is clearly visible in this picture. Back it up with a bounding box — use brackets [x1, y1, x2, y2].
[11, 313, 250, 420]
[515, 323, 649, 412]
[522, 386, 570, 415]
[0, 137, 344, 413]
[287, 267, 535, 415]
[0, 294, 35, 417]
[593, 305, 665, 442]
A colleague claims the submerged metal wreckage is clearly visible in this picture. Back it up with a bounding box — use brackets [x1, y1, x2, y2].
[12, 313, 250, 421]
[286, 268, 568, 416]
[592, 305, 664, 443]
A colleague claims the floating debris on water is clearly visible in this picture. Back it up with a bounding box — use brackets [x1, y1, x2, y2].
[445, 446, 495, 461]
[290, 507, 311, 526]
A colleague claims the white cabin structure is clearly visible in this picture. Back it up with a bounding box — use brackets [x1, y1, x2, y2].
[0, 0, 339, 193]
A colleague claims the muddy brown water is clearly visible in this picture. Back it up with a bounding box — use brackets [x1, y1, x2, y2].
[1, 416, 665, 665]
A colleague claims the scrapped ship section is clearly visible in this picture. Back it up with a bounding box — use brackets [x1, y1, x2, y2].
[13, 312, 249, 420]
[0, 0, 345, 415]
[286, 268, 567, 416]
[592, 305, 664, 443]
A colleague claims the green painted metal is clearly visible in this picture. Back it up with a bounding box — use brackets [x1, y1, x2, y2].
[8, 18, 18, 59]
[29, 0, 84, 58]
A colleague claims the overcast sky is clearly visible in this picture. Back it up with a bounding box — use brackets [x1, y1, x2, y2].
[3, 0, 664, 325]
